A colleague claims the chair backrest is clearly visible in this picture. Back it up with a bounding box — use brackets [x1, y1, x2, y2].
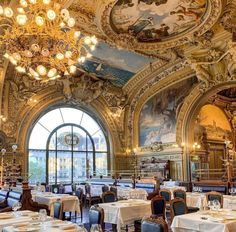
[173, 189, 186, 201]
[151, 196, 166, 219]
[102, 191, 116, 203]
[85, 184, 91, 195]
[75, 188, 84, 201]
[206, 191, 223, 208]
[7, 191, 22, 208]
[159, 189, 171, 203]
[53, 201, 62, 219]
[102, 185, 109, 193]
[170, 198, 187, 222]
[89, 205, 104, 230]
[0, 190, 9, 202]
[141, 217, 168, 232]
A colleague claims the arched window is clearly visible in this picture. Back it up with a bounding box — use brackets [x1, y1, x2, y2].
[28, 107, 109, 184]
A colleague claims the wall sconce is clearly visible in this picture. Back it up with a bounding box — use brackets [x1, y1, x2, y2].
[192, 142, 201, 149]
[181, 142, 185, 147]
[0, 115, 7, 122]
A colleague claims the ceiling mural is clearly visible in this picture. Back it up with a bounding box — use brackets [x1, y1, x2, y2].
[78, 42, 154, 87]
[110, 0, 208, 43]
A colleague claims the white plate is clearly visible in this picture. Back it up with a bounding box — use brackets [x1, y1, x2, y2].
[0, 214, 13, 219]
[47, 220, 72, 227]
[208, 217, 224, 222]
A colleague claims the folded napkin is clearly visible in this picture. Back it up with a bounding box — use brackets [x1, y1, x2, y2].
[61, 224, 78, 231]
[13, 222, 30, 228]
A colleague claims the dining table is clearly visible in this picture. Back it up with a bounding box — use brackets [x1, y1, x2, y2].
[31, 192, 80, 217]
[186, 192, 236, 210]
[99, 199, 151, 232]
[0, 210, 80, 232]
[116, 187, 148, 200]
[171, 209, 236, 232]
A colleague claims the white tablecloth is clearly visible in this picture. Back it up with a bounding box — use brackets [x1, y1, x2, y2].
[186, 193, 236, 210]
[99, 199, 151, 232]
[171, 210, 236, 232]
[32, 193, 80, 216]
[117, 188, 148, 200]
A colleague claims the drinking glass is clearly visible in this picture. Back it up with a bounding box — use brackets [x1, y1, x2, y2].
[53, 188, 58, 194]
[12, 202, 22, 217]
[229, 188, 233, 196]
[208, 201, 213, 211]
[90, 224, 102, 232]
[39, 209, 47, 228]
[213, 200, 220, 211]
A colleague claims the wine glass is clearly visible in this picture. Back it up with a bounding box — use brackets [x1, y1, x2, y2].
[53, 188, 58, 194]
[90, 224, 102, 232]
[229, 188, 233, 196]
[208, 201, 213, 211]
[213, 200, 220, 211]
[39, 209, 47, 228]
[12, 202, 22, 217]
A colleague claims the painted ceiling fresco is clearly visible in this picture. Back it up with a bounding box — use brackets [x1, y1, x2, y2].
[78, 42, 153, 87]
[110, 0, 207, 42]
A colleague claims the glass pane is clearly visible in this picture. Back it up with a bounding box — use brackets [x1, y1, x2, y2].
[93, 130, 107, 151]
[29, 149, 46, 184]
[57, 151, 72, 184]
[73, 152, 87, 181]
[29, 123, 50, 149]
[48, 151, 56, 184]
[96, 153, 108, 176]
[87, 135, 94, 151]
[56, 126, 72, 151]
[60, 108, 83, 125]
[88, 152, 94, 176]
[38, 109, 64, 132]
[72, 127, 87, 151]
[49, 133, 56, 150]
[81, 113, 100, 135]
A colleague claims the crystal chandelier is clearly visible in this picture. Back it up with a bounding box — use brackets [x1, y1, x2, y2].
[0, 0, 97, 81]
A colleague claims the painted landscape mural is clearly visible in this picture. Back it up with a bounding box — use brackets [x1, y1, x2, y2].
[78, 42, 153, 87]
[139, 77, 197, 146]
[110, 0, 207, 42]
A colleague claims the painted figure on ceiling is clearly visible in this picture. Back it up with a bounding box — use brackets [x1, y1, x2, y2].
[128, 17, 154, 35]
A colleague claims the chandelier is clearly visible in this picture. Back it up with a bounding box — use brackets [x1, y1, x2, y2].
[0, 0, 97, 81]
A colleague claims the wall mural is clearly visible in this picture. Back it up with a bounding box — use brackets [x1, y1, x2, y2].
[197, 104, 232, 141]
[139, 77, 197, 146]
[78, 42, 153, 87]
[110, 0, 207, 42]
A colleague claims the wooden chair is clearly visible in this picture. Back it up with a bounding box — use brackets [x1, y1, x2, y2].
[159, 189, 171, 204]
[173, 189, 186, 201]
[89, 205, 105, 231]
[75, 188, 84, 222]
[102, 191, 116, 203]
[85, 184, 101, 207]
[151, 195, 166, 219]
[53, 201, 63, 220]
[170, 198, 188, 222]
[141, 217, 168, 232]
[102, 185, 109, 193]
[110, 186, 118, 200]
[206, 191, 223, 208]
